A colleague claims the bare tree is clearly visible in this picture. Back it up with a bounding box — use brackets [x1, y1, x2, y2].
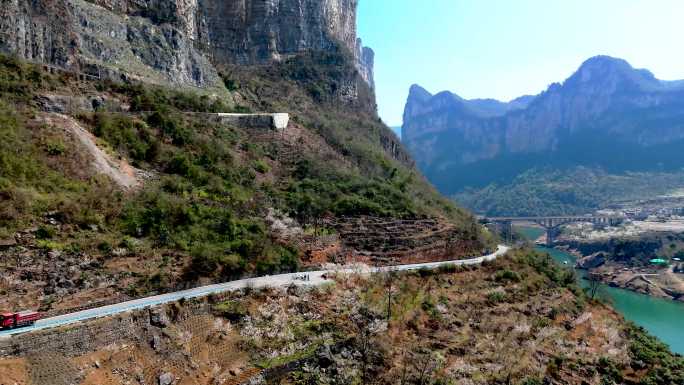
[399, 349, 410, 385]
[385, 270, 397, 321]
[351, 307, 379, 384]
[587, 272, 603, 300]
[415, 351, 439, 385]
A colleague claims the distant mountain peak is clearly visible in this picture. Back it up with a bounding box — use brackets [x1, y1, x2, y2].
[567, 55, 659, 90]
[408, 84, 433, 102]
[579, 56, 640, 79]
[580, 55, 631, 69]
[402, 55, 684, 195]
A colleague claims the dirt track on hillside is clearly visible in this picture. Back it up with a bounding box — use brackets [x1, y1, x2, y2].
[38, 113, 141, 189]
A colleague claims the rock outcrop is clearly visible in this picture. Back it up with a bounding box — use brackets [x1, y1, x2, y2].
[402, 56, 684, 194]
[576, 252, 607, 269]
[0, 0, 374, 93]
[355, 38, 375, 90]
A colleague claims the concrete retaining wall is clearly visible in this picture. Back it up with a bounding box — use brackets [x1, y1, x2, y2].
[0, 300, 210, 358]
[215, 113, 290, 131]
[0, 311, 147, 358]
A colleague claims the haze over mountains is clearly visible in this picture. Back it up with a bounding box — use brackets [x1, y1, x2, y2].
[390, 126, 402, 139]
[402, 56, 684, 214]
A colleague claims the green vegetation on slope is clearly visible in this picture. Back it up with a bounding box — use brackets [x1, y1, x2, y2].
[0, 56, 120, 240]
[454, 167, 684, 216]
[0, 50, 486, 301]
[219, 46, 476, 223]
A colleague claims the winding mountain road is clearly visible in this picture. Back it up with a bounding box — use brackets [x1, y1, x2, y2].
[0, 245, 509, 338]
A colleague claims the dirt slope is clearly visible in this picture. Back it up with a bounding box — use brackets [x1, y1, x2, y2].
[37, 112, 142, 189]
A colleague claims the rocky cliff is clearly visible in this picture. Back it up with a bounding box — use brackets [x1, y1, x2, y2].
[402, 56, 684, 194]
[0, 0, 374, 93]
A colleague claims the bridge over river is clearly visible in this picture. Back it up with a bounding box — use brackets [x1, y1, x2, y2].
[484, 216, 623, 246]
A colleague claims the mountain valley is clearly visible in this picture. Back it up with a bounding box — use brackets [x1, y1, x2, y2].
[0, 1, 682, 384]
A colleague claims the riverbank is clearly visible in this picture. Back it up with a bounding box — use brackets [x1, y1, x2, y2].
[516, 226, 684, 355]
[537, 245, 684, 355]
[578, 260, 684, 302]
[555, 238, 684, 302]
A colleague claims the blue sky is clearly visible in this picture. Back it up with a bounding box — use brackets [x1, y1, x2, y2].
[358, 0, 684, 126]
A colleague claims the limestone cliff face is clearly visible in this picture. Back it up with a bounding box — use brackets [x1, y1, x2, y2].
[0, 0, 374, 93]
[197, 0, 357, 63]
[356, 38, 374, 90]
[403, 56, 684, 194]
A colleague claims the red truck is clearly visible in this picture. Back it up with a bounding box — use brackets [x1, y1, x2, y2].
[0, 311, 42, 330]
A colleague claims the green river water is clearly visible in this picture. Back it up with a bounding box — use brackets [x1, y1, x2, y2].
[518, 227, 684, 355]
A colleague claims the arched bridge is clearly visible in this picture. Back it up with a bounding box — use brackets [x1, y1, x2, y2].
[485, 216, 623, 246]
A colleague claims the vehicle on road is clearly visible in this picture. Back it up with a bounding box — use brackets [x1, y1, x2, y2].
[0, 311, 42, 330]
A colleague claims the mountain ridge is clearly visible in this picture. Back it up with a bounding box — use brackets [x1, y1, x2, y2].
[403, 55, 684, 195]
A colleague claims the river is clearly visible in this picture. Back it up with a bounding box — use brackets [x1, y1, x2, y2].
[518, 226, 684, 355]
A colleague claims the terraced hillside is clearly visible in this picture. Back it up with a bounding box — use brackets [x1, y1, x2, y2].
[329, 216, 486, 265]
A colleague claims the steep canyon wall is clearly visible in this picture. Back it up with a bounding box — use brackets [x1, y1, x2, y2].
[0, 0, 374, 93]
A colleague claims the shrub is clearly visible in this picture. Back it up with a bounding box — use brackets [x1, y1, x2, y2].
[421, 297, 436, 313]
[0, 102, 40, 181]
[437, 263, 458, 275]
[519, 378, 542, 385]
[190, 244, 245, 278]
[212, 300, 248, 321]
[627, 325, 681, 366]
[254, 244, 300, 275]
[166, 154, 194, 176]
[92, 113, 158, 163]
[36, 240, 65, 251]
[116, 82, 229, 113]
[252, 159, 270, 174]
[221, 75, 240, 91]
[146, 111, 192, 146]
[97, 241, 113, 254]
[285, 169, 418, 220]
[35, 226, 56, 240]
[519, 250, 577, 287]
[495, 269, 521, 282]
[597, 357, 623, 384]
[486, 291, 506, 304]
[45, 139, 66, 156]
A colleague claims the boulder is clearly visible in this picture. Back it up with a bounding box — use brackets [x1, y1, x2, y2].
[149, 308, 170, 328]
[317, 345, 335, 368]
[151, 334, 162, 351]
[48, 250, 62, 259]
[158, 372, 174, 385]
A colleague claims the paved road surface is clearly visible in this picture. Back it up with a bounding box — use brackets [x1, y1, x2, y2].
[0, 245, 509, 338]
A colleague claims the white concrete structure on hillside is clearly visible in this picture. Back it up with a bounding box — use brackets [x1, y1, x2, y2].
[215, 113, 289, 131]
